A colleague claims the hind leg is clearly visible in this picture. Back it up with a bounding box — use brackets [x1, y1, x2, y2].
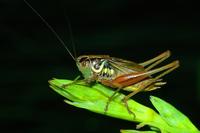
[122, 60, 179, 116]
[140, 50, 171, 71]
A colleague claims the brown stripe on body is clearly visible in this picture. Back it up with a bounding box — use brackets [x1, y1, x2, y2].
[112, 72, 149, 88]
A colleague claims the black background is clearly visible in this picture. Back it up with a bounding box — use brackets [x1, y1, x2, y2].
[1, 0, 200, 132]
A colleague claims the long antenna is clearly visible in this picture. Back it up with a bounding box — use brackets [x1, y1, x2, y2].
[24, 0, 76, 61]
[65, 16, 77, 59]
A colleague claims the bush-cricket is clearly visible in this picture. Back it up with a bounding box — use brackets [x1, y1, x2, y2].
[24, 0, 180, 116]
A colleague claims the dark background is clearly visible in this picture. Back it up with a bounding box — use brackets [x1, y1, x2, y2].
[1, 0, 200, 132]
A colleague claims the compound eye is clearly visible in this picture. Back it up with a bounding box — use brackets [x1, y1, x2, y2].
[82, 61, 86, 67]
[79, 57, 88, 63]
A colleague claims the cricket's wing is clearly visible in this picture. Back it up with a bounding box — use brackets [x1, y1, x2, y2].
[108, 57, 145, 75]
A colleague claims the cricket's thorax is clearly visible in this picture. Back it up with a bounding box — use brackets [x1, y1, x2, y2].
[91, 59, 115, 79]
[76, 55, 115, 80]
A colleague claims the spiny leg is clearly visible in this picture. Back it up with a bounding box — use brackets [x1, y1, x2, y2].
[122, 79, 156, 115]
[124, 60, 180, 99]
[122, 60, 179, 115]
[153, 61, 179, 81]
[145, 51, 171, 71]
[139, 50, 171, 70]
[104, 87, 122, 114]
[61, 75, 82, 88]
[134, 60, 180, 78]
[144, 79, 167, 91]
[122, 60, 179, 92]
[100, 80, 124, 114]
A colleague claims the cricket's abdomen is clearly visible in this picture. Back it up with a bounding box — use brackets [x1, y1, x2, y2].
[112, 72, 149, 87]
[98, 72, 149, 89]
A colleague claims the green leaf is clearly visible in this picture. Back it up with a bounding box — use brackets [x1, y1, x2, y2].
[49, 79, 160, 122]
[120, 129, 157, 133]
[150, 96, 198, 131]
[49, 78, 200, 133]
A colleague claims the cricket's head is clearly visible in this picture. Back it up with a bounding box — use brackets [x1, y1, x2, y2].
[76, 55, 110, 79]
